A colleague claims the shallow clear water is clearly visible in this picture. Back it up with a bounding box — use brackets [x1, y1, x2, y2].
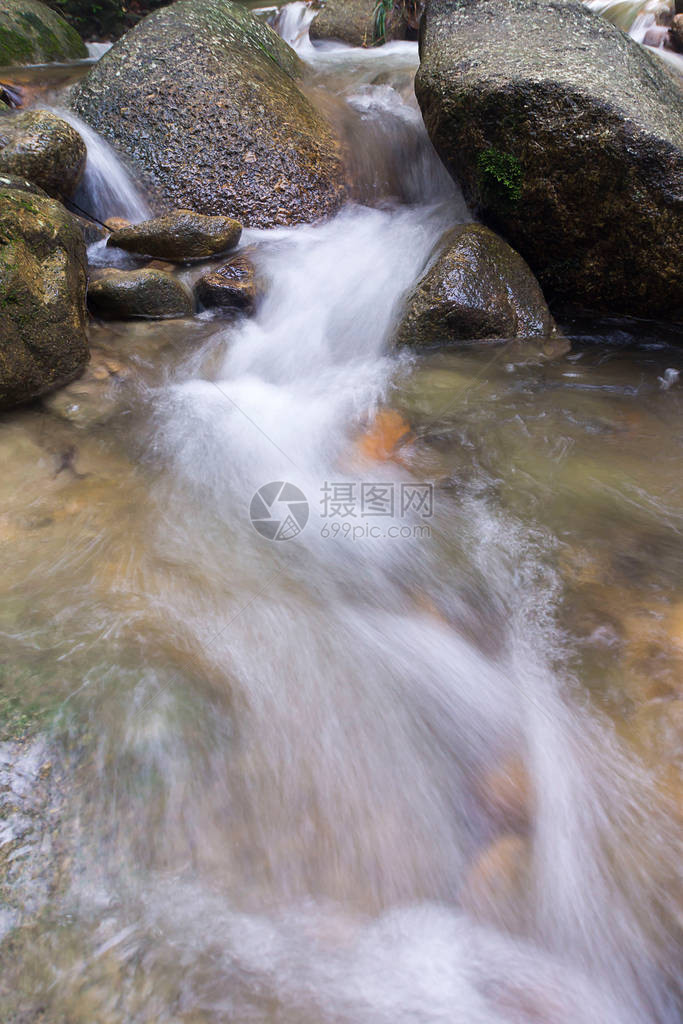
[0, 14, 682, 1024]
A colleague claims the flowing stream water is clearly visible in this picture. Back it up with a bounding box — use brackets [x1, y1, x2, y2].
[0, 10, 682, 1024]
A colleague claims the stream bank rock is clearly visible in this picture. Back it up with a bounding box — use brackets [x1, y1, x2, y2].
[195, 251, 258, 312]
[107, 211, 242, 261]
[0, 188, 88, 409]
[0, 110, 86, 202]
[415, 0, 683, 320]
[0, 0, 86, 65]
[310, 0, 409, 46]
[71, 0, 347, 228]
[88, 268, 194, 319]
[395, 223, 556, 347]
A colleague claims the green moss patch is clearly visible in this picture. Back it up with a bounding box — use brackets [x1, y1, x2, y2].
[477, 146, 523, 208]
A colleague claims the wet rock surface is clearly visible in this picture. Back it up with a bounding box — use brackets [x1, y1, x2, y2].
[0, 0, 86, 66]
[88, 267, 194, 319]
[107, 210, 242, 261]
[195, 251, 258, 313]
[395, 223, 556, 347]
[0, 109, 87, 201]
[310, 0, 409, 46]
[71, 0, 347, 228]
[0, 187, 88, 409]
[415, 0, 683, 320]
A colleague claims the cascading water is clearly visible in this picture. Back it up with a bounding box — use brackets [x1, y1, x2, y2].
[1, 12, 681, 1024]
[586, 0, 683, 71]
[48, 106, 151, 224]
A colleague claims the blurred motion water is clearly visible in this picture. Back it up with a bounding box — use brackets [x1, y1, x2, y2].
[0, 12, 681, 1024]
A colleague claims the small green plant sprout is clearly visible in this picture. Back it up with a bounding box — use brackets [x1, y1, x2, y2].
[477, 147, 523, 206]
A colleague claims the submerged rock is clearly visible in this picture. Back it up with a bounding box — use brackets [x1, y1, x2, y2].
[415, 0, 683, 320]
[0, 110, 86, 201]
[310, 0, 408, 46]
[87, 268, 194, 319]
[395, 223, 556, 347]
[0, 0, 86, 66]
[107, 210, 242, 261]
[195, 251, 258, 312]
[0, 187, 88, 409]
[71, 0, 347, 228]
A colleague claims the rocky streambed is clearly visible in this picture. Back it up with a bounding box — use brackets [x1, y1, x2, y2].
[0, 1, 682, 1022]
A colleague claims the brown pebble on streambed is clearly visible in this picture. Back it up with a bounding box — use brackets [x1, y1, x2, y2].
[478, 754, 532, 833]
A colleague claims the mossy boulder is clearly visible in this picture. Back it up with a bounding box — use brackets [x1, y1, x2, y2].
[87, 268, 194, 319]
[395, 223, 556, 347]
[309, 0, 408, 47]
[195, 251, 258, 312]
[0, 110, 86, 201]
[0, 187, 88, 409]
[0, 0, 86, 66]
[71, 0, 347, 228]
[415, 0, 683, 320]
[107, 210, 242, 261]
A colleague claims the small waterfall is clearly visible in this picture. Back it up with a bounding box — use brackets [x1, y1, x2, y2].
[49, 107, 151, 224]
[86, 41, 113, 60]
[586, 0, 683, 72]
[274, 0, 317, 54]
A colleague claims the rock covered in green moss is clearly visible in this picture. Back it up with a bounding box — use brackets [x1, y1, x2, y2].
[0, 0, 86, 66]
[395, 223, 556, 347]
[309, 0, 408, 47]
[107, 210, 242, 261]
[0, 110, 86, 201]
[415, 0, 683, 320]
[0, 187, 88, 409]
[71, 0, 347, 228]
[88, 268, 194, 319]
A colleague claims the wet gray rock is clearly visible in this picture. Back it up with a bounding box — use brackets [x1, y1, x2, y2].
[71, 0, 347, 228]
[310, 0, 409, 46]
[0, 0, 86, 65]
[88, 268, 194, 319]
[0, 187, 88, 409]
[0, 110, 86, 202]
[107, 210, 242, 261]
[671, 13, 683, 50]
[195, 251, 258, 313]
[395, 223, 556, 347]
[415, 0, 683, 320]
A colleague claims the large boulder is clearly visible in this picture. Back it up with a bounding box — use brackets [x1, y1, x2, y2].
[310, 0, 409, 46]
[0, 188, 88, 409]
[395, 223, 556, 347]
[0, 110, 86, 201]
[0, 0, 86, 65]
[415, 0, 683, 320]
[107, 210, 242, 261]
[71, 0, 347, 228]
[87, 268, 194, 319]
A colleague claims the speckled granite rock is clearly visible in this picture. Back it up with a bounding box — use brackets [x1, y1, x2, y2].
[416, 0, 683, 320]
[310, 0, 408, 46]
[0, 187, 88, 409]
[71, 0, 347, 228]
[0, 110, 86, 201]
